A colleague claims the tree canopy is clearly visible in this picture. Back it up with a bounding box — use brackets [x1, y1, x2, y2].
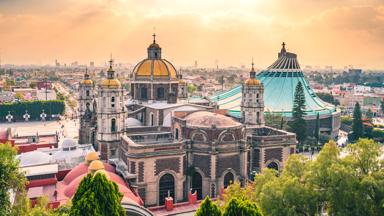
[352, 102, 364, 141]
[195, 196, 221, 216]
[70, 172, 125, 216]
[0, 143, 26, 215]
[219, 139, 384, 216]
[290, 81, 307, 144]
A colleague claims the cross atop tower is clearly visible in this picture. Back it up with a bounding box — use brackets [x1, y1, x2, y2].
[109, 54, 113, 69]
[251, 58, 255, 71]
[152, 33, 156, 43]
[84, 67, 90, 79]
[279, 42, 287, 56]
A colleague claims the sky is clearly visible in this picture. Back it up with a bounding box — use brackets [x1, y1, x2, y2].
[0, 0, 383, 69]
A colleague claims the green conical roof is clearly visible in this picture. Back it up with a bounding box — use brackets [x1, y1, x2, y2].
[210, 44, 336, 118]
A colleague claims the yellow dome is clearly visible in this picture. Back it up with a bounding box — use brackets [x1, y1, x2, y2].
[80, 79, 93, 86]
[99, 79, 121, 89]
[133, 59, 177, 79]
[89, 160, 105, 172]
[85, 152, 99, 162]
[245, 78, 260, 86]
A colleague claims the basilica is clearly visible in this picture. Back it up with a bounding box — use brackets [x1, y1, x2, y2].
[78, 35, 297, 207]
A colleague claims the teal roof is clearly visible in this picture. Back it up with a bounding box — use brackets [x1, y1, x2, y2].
[209, 44, 336, 118]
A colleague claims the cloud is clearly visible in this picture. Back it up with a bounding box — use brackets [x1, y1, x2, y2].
[0, 1, 383, 69]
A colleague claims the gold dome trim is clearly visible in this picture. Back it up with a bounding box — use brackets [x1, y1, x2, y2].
[89, 160, 105, 171]
[80, 80, 93, 85]
[245, 78, 260, 86]
[133, 59, 177, 79]
[99, 79, 121, 89]
[85, 152, 99, 162]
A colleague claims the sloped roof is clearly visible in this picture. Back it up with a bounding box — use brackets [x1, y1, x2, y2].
[209, 43, 336, 118]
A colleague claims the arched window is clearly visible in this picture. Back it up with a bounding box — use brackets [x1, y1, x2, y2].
[150, 113, 154, 126]
[111, 97, 115, 108]
[257, 112, 260, 124]
[157, 87, 165, 100]
[175, 128, 179, 140]
[111, 118, 116, 132]
[267, 162, 279, 171]
[159, 174, 174, 205]
[224, 172, 234, 188]
[86, 90, 90, 97]
[192, 172, 203, 200]
[141, 87, 148, 100]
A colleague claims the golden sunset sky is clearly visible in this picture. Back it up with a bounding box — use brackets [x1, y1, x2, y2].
[0, 0, 383, 69]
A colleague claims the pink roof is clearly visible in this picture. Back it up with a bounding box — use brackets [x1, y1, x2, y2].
[62, 162, 115, 185]
[56, 162, 143, 206]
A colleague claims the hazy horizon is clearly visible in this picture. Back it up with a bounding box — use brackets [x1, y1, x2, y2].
[1, 0, 384, 69]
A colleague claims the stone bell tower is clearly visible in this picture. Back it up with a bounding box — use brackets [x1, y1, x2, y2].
[241, 61, 265, 126]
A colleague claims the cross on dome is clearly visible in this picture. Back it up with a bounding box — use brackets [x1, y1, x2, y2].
[152, 33, 156, 43]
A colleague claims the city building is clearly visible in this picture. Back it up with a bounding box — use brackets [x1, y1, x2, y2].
[1, 127, 59, 153]
[210, 43, 341, 138]
[77, 35, 297, 211]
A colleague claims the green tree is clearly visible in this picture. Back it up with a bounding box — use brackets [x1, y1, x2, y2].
[290, 81, 307, 145]
[0, 143, 26, 215]
[15, 92, 25, 101]
[12, 194, 60, 216]
[258, 155, 318, 216]
[0, 100, 65, 121]
[70, 172, 125, 216]
[265, 112, 288, 130]
[29, 82, 37, 89]
[326, 139, 384, 215]
[316, 92, 340, 106]
[223, 198, 263, 216]
[218, 139, 384, 216]
[187, 83, 197, 94]
[366, 108, 374, 122]
[352, 102, 364, 141]
[195, 196, 222, 216]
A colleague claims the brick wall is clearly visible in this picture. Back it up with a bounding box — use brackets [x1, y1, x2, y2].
[155, 157, 180, 175]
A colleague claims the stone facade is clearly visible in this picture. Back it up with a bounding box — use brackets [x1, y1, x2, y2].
[77, 38, 298, 209]
[247, 126, 296, 172]
[78, 72, 96, 145]
[241, 64, 265, 126]
[96, 62, 126, 160]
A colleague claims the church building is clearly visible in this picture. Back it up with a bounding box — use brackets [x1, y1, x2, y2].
[78, 35, 297, 207]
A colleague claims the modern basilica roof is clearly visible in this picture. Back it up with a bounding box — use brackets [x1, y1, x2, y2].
[210, 43, 337, 118]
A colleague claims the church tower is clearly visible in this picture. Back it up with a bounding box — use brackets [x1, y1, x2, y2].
[97, 58, 125, 160]
[78, 69, 95, 144]
[241, 61, 265, 126]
